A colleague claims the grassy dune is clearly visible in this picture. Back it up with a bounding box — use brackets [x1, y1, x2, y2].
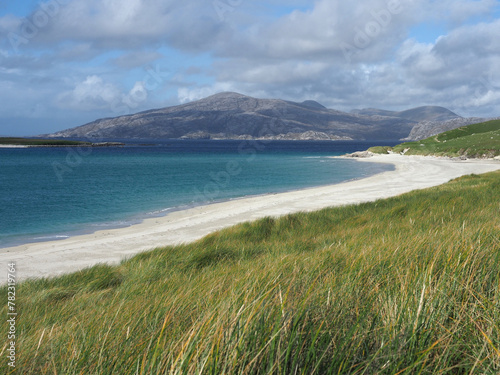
[369, 119, 500, 158]
[2, 171, 500, 374]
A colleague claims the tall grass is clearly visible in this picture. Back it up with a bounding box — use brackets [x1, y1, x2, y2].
[1, 171, 499, 374]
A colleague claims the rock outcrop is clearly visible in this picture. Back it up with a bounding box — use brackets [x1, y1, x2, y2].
[403, 117, 499, 141]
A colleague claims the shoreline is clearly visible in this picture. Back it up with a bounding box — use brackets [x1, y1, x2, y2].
[0, 159, 393, 250]
[0, 142, 124, 148]
[1, 154, 499, 283]
[0, 144, 29, 148]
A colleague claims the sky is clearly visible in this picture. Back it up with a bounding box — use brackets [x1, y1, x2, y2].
[1, 0, 500, 136]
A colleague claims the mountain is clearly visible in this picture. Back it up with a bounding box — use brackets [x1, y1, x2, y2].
[350, 108, 398, 118]
[403, 117, 498, 141]
[351, 106, 460, 122]
[300, 100, 327, 110]
[47, 92, 463, 141]
[379, 119, 500, 158]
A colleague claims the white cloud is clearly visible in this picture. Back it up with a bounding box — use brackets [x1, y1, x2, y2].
[178, 83, 234, 104]
[433, 19, 500, 57]
[1, 0, 500, 135]
[110, 51, 163, 69]
[437, 0, 497, 26]
[396, 20, 500, 92]
[56, 76, 159, 114]
[217, 60, 330, 85]
[56, 43, 98, 61]
[0, 13, 21, 31]
[5, 0, 230, 52]
[57, 75, 122, 111]
[215, 0, 418, 64]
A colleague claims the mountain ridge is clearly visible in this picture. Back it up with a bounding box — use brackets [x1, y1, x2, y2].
[48, 92, 467, 141]
[350, 106, 460, 122]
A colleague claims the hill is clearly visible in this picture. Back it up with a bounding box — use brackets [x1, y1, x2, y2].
[351, 106, 460, 122]
[404, 116, 495, 140]
[370, 119, 500, 158]
[2, 170, 499, 373]
[46, 92, 465, 141]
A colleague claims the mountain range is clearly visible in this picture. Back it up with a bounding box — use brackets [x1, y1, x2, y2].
[47, 92, 484, 141]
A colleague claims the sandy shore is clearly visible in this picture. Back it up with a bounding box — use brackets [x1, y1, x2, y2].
[1, 154, 499, 283]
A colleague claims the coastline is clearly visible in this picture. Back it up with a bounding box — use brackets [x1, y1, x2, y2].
[0, 144, 29, 148]
[0, 155, 393, 250]
[1, 154, 499, 283]
[0, 142, 124, 148]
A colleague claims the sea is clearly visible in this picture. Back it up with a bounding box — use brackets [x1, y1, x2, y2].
[0, 139, 398, 248]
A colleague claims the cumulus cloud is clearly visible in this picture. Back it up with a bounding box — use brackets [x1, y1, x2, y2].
[214, 0, 419, 63]
[56, 75, 123, 111]
[1, 0, 500, 135]
[216, 60, 330, 85]
[56, 76, 159, 115]
[178, 83, 234, 104]
[203, 0, 500, 116]
[0, 0, 231, 52]
[396, 20, 500, 93]
[431, 0, 498, 26]
[110, 51, 163, 69]
[56, 43, 99, 61]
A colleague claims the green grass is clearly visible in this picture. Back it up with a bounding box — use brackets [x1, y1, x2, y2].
[369, 119, 500, 158]
[0, 137, 91, 146]
[366, 146, 393, 154]
[2, 171, 500, 374]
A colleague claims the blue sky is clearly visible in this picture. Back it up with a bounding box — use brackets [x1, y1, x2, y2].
[1, 0, 499, 136]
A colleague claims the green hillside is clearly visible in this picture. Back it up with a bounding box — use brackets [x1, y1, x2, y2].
[2, 171, 500, 374]
[369, 119, 500, 157]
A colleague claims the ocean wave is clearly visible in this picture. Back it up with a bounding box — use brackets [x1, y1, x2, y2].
[33, 235, 70, 240]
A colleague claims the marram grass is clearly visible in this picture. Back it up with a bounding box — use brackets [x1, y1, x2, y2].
[1, 171, 499, 374]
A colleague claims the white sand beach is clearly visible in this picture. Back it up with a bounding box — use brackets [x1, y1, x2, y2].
[1, 154, 499, 283]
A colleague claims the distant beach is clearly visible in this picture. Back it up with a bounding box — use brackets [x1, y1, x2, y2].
[1, 154, 499, 283]
[0, 140, 394, 248]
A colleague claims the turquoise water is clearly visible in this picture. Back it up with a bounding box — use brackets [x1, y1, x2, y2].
[0, 140, 395, 247]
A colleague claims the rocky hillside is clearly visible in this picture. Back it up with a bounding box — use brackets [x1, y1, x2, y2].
[48, 92, 476, 141]
[403, 117, 498, 141]
[351, 106, 460, 122]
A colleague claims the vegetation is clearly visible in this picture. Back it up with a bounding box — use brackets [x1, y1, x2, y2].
[0, 137, 91, 146]
[368, 119, 500, 157]
[2, 171, 500, 374]
[365, 145, 393, 154]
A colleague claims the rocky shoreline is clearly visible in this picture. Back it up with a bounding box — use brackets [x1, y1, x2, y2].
[342, 150, 500, 161]
[180, 130, 353, 141]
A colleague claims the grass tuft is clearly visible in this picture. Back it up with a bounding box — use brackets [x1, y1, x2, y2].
[186, 246, 237, 269]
